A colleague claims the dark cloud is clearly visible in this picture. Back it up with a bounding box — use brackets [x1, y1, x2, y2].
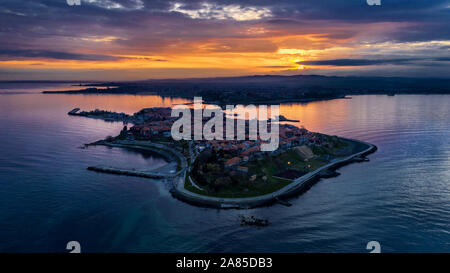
[297, 58, 416, 66]
[298, 57, 450, 66]
[0, 0, 448, 49]
[0, 0, 450, 78]
[435, 57, 450, 61]
[0, 49, 119, 61]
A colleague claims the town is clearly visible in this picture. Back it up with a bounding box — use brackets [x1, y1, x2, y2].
[125, 107, 328, 163]
[77, 106, 359, 197]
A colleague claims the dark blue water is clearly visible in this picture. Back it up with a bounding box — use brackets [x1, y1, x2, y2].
[0, 83, 449, 252]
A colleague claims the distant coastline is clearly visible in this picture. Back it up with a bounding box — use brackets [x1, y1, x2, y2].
[42, 74, 450, 105]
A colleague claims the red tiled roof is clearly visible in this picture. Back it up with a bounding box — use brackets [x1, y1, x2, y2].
[236, 166, 248, 172]
[225, 157, 241, 166]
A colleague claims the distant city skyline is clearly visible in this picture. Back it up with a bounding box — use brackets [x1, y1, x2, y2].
[1, 0, 450, 80]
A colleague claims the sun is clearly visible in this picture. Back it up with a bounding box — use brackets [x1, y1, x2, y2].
[297, 65, 305, 70]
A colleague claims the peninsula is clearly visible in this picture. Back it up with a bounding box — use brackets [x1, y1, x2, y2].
[73, 106, 377, 209]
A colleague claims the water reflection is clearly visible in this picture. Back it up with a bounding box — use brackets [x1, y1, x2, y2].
[1, 82, 450, 252]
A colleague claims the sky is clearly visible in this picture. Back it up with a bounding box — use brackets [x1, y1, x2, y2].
[0, 0, 450, 81]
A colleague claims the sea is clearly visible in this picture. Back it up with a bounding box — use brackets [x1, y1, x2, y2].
[0, 82, 449, 252]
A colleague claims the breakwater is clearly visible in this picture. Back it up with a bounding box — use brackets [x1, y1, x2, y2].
[87, 166, 174, 179]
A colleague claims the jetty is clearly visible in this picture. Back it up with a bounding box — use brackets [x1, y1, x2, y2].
[68, 108, 80, 115]
[87, 166, 175, 179]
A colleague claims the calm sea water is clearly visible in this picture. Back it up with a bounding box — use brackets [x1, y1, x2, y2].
[0, 83, 449, 253]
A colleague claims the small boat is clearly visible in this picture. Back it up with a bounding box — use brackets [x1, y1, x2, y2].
[240, 216, 269, 227]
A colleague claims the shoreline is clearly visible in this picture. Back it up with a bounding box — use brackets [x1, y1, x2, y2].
[170, 138, 377, 209]
[84, 137, 376, 209]
[76, 107, 377, 209]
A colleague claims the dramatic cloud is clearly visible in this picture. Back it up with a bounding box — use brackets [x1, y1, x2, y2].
[0, 0, 449, 80]
[169, 2, 272, 21]
[84, 0, 145, 10]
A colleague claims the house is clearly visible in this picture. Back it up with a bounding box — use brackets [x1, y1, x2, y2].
[197, 145, 206, 152]
[236, 166, 248, 173]
[225, 157, 241, 167]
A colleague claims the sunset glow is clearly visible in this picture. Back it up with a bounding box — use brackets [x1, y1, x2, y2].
[1, 1, 449, 80]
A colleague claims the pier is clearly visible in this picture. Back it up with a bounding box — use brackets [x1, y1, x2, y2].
[68, 108, 80, 115]
[87, 166, 176, 179]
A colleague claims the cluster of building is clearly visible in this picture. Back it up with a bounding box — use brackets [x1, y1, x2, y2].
[69, 108, 129, 122]
[130, 107, 175, 138]
[70, 107, 175, 125]
[217, 124, 326, 173]
[131, 120, 173, 138]
[128, 108, 328, 174]
[130, 107, 174, 124]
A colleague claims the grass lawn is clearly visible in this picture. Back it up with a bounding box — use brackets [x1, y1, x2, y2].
[184, 172, 293, 198]
[184, 149, 327, 198]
